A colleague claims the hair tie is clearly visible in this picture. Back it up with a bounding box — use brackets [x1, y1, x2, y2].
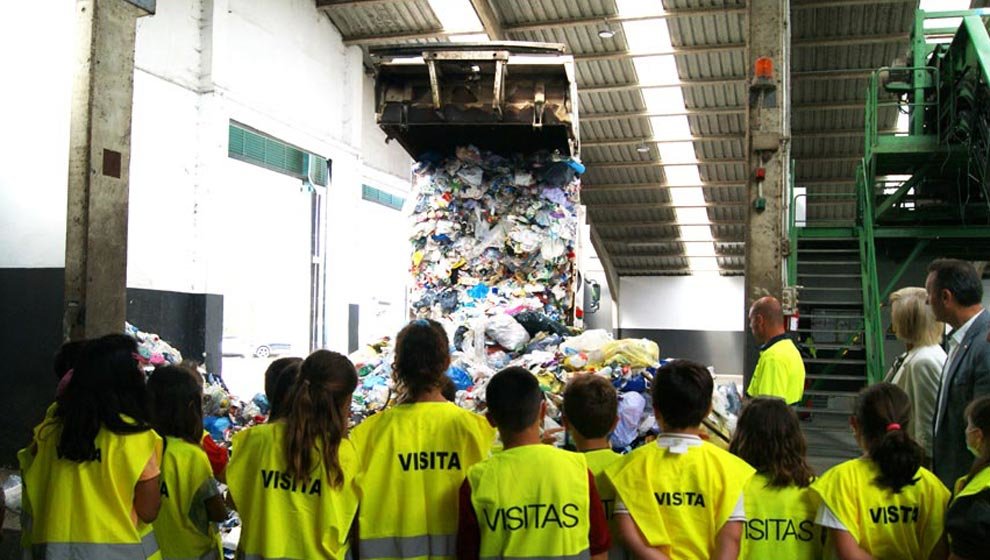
[886, 423, 901, 432]
[411, 319, 429, 327]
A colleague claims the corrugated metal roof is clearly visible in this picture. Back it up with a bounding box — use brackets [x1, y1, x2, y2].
[319, 0, 921, 276]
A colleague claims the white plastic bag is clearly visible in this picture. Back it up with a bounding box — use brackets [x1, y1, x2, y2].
[485, 314, 531, 351]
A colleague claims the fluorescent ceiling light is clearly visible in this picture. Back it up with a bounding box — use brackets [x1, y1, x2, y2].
[670, 187, 706, 206]
[633, 56, 679, 84]
[428, 0, 483, 33]
[598, 26, 616, 39]
[650, 116, 692, 138]
[623, 20, 673, 52]
[658, 141, 698, 164]
[616, 0, 665, 18]
[664, 165, 703, 185]
[448, 33, 490, 42]
[642, 88, 687, 113]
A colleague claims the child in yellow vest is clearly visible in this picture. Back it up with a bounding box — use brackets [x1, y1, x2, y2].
[21, 334, 163, 560]
[729, 397, 822, 560]
[811, 382, 949, 559]
[606, 359, 755, 560]
[456, 366, 611, 559]
[147, 365, 227, 560]
[227, 350, 360, 560]
[350, 319, 496, 559]
[946, 395, 990, 559]
[563, 373, 630, 560]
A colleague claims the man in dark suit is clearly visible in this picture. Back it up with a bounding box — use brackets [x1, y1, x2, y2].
[927, 258, 990, 487]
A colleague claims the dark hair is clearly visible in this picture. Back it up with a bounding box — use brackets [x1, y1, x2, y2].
[965, 396, 990, 485]
[148, 365, 204, 444]
[730, 398, 815, 488]
[486, 366, 543, 434]
[264, 357, 303, 421]
[55, 334, 152, 462]
[652, 360, 713, 430]
[439, 375, 457, 402]
[393, 319, 450, 399]
[53, 340, 87, 380]
[284, 350, 357, 488]
[563, 374, 618, 439]
[928, 259, 984, 306]
[856, 383, 923, 492]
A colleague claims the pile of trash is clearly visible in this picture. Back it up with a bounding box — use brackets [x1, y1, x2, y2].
[126, 322, 184, 369]
[409, 146, 580, 324]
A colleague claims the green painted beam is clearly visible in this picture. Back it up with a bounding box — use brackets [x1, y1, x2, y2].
[874, 227, 990, 238]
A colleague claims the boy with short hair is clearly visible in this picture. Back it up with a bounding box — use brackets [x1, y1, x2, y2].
[563, 374, 629, 560]
[607, 360, 755, 560]
[456, 366, 611, 560]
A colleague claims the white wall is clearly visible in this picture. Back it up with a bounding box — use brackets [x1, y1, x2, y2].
[619, 275, 746, 332]
[0, 1, 75, 268]
[0, 0, 413, 353]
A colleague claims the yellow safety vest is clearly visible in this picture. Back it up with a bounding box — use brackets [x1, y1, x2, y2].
[350, 401, 496, 559]
[811, 457, 949, 560]
[468, 445, 591, 559]
[23, 416, 164, 560]
[582, 448, 628, 560]
[952, 466, 990, 499]
[606, 439, 755, 560]
[748, 338, 806, 404]
[740, 473, 823, 560]
[227, 422, 359, 560]
[153, 437, 222, 560]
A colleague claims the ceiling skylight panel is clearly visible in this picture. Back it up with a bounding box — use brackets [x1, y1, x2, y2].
[675, 207, 711, 225]
[428, 0, 483, 33]
[633, 56, 680, 83]
[650, 116, 692, 138]
[664, 165, 703, 185]
[670, 187, 706, 206]
[616, 0, 665, 18]
[642, 89, 687, 113]
[658, 141, 698, 164]
[623, 20, 673, 52]
[678, 226, 716, 242]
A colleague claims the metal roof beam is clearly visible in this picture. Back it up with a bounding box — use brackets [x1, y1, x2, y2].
[582, 135, 742, 148]
[469, 0, 505, 41]
[792, 0, 917, 8]
[579, 70, 872, 94]
[587, 201, 745, 210]
[581, 107, 743, 121]
[501, 6, 749, 34]
[586, 159, 746, 169]
[581, 182, 746, 190]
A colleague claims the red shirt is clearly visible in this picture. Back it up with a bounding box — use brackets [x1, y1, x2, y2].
[456, 469, 611, 558]
[200, 433, 228, 478]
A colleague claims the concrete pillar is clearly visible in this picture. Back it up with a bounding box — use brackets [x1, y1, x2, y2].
[743, 0, 790, 379]
[64, 0, 153, 340]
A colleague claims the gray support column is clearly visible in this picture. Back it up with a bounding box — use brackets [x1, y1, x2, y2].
[743, 0, 790, 380]
[63, 0, 152, 340]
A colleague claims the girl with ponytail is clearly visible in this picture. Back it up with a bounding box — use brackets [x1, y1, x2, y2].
[945, 396, 990, 560]
[812, 383, 950, 559]
[349, 319, 496, 558]
[227, 350, 359, 560]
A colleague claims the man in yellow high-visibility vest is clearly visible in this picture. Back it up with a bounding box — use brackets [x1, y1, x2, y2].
[747, 296, 806, 405]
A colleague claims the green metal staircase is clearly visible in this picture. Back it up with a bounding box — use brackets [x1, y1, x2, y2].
[787, 7, 990, 468]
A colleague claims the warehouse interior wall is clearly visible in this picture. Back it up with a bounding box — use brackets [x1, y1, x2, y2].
[618, 276, 747, 376]
[0, 0, 412, 464]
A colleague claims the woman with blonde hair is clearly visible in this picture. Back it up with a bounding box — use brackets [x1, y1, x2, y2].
[886, 286, 946, 460]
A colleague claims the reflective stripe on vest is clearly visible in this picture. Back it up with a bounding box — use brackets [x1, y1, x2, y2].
[350, 402, 495, 558]
[359, 534, 457, 558]
[479, 553, 590, 560]
[32, 529, 160, 560]
[469, 445, 591, 559]
[239, 552, 353, 560]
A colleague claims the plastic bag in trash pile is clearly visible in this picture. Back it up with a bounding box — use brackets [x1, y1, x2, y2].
[126, 322, 183, 369]
[409, 145, 580, 324]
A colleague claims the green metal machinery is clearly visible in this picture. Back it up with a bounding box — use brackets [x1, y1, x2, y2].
[788, 8, 990, 463]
